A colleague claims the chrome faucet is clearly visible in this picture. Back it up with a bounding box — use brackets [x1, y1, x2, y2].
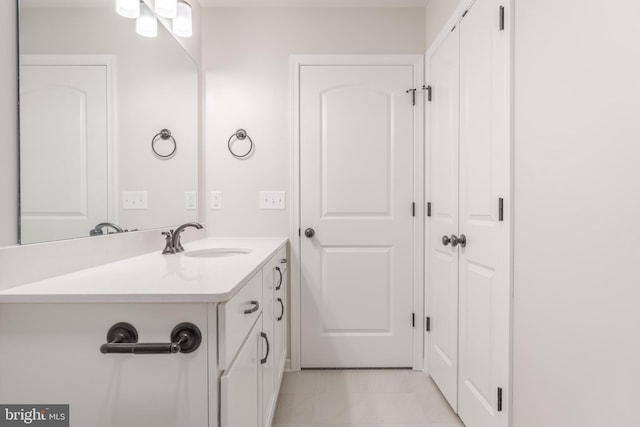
[90, 222, 124, 236]
[162, 222, 203, 254]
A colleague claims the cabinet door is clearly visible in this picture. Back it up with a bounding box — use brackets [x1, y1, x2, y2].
[0, 304, 209, 427]
[221, 316, 261, 427]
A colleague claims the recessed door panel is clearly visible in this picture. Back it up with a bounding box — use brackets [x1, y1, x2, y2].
[321, 87, 392, 217]
[320, 247, 392, 334]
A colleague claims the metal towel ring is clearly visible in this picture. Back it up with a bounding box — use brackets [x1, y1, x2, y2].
[228, 129, 254, 159]
[152, 129, 177, 159]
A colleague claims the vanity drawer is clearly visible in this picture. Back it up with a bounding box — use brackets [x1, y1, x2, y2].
[218, 272, 263, 370]
[272, 246, 288, 288]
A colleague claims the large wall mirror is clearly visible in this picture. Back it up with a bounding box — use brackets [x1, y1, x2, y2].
[18, 0, 199, 245]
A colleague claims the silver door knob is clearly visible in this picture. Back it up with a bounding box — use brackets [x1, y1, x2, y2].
[450, 234, 467, 248]
[442, 235, 451, 246]
[304, 228, 315, 238]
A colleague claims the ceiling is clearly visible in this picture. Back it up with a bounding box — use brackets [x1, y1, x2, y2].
[197, 0, 427, 7]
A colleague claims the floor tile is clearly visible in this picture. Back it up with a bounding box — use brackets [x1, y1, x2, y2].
[274, 370, 464, 426]
[272, 393, 315, 424]
[279, 369, 326, 394]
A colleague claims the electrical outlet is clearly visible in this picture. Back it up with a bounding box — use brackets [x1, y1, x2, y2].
[210, 191, 222, 210]
[260, 191, 285, 210]
[122, 191, 148, 210]
[185, 191, 197, 210]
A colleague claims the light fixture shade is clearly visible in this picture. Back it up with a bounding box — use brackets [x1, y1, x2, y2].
[116, 0, 140, 18]
[155, 0, 178, 19]
[136, 2, 157, 38]
[172, 2, 192, 38]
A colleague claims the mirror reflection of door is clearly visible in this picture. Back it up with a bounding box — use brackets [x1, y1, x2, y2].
[20, 56, 112, 244]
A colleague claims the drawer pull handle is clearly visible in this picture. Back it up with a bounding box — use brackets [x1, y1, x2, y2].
[277, 297, 284, 321]
[260, 332, 270, 364]
[244, 300, 260, 314]
[100, 322, 202, 355]
[275, 267, 283, 291]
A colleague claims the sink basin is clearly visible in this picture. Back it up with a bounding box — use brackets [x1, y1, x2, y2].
[184, 248, 252, 258]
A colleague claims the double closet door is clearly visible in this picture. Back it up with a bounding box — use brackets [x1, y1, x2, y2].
[427, 1, 511, 427]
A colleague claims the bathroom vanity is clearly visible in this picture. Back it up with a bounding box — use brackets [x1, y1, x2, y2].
[0, 237, 288, 427]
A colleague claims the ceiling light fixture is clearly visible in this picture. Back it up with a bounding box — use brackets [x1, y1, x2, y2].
[136, 2, 157, 38]
[172, 1, 193, 38]
[155, 0, 178, 19]
[116, 0, 140, 18]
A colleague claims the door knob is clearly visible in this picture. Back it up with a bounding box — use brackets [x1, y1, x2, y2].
[442, 235, 451, 246]
[304, 228, 315, 238]
[450, 234, 467, 248]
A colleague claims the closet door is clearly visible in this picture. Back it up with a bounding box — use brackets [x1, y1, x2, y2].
[457, 0, 511, 426]
[427, 26, 460, 410]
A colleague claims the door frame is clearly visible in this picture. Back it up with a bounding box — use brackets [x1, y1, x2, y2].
[19, 54, 117, 225]
[289, 54, 425, 371]
[423, 0, 514, 424]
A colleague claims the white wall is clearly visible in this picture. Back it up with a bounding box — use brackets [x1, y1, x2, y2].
[0, 1, 18, 247]
[512, 0, 640, 425]
[203, 7, 426, 237]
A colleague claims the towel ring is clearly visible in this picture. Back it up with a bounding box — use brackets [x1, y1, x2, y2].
[228, 129, 254, 159]
[152, 129, 177, 159]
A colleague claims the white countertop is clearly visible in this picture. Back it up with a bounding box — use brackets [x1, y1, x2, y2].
[0, 237, 288, 303]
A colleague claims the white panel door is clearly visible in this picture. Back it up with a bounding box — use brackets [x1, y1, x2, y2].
[20, 63, 109, 244]
[458, 1, 511, 427]
[300, 63, 416, 368]
[427, 27, 461, 410]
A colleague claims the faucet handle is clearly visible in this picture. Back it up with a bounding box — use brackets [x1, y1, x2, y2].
[162, 230, 176, 254]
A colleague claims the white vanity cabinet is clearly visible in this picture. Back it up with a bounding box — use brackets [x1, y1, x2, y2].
[0, 238, 288, 427]
[219, 245, 288, 427]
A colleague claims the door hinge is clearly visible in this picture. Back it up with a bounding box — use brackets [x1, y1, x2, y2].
[298, 228, 301, 237]
[497, 387, 503, 412]
[427, 202, 432, 217]
[498, 198, 504, 222]
[412, 202, 416, 217]
[422, 85, 432, 102]
[462, 9, 468, 18]
[425, 316, 431, 332]
[412, 313, 415, 328]
[405, 88, 417, 106]
[499, 6, 505, 31]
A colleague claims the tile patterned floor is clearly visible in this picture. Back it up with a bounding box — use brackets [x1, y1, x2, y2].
[272, 369, 465, 427]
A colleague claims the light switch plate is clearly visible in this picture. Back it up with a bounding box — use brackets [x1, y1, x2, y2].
[260, 191, 285, 210]
[185, 191, 197, 210]
[122, 191, 148, 210]
[210, 191, 222, 210]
